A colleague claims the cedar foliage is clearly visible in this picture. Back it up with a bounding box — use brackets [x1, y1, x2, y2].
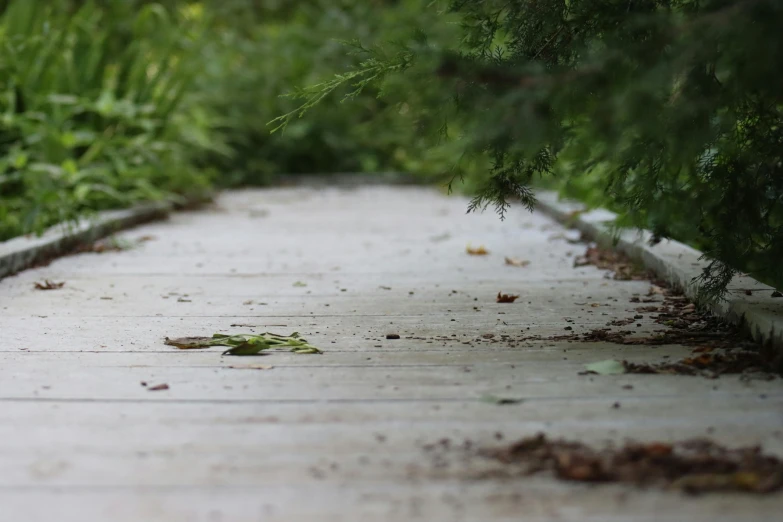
[281, 0, 783, 297]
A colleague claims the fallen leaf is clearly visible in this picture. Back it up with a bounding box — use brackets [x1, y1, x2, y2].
[385, 334, 401, 339]
[227, 364, 274, 370]
[293, 281, 307, 287]
[164, 336, 214, 349]
[466, 244, 489, 256]
[496, 292, 520, 303]
[222, 341, 270, 356]
[505, 257, 531, 267]
[165, 332, 323, 355]
[772, 291, 782, 298]
[34, 280, 65, 290]
[148, 383, 169, 391]
[584, 359, 627, 375]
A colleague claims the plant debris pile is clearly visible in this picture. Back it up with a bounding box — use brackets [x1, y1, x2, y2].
[574, 245, 650, 281]
[479, 433, 783, 495]
[576, 282, 781, 376]
[622, 351, 776, 378]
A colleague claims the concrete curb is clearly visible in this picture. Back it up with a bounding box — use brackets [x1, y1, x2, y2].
[535, 190, 783, 351]
[0, 201, 173, 280]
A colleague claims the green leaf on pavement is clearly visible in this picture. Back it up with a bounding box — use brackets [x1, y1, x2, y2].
[222, 340, 271, 356]
[163, 336, 213, 349]
[165, 332, 323, 355]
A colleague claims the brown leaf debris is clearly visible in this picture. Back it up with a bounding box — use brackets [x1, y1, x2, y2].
[479, 433, 783, 494]
[497, 292, 520, 303]
[466, 244, 489, 256]
[34, 280, 65, 290]
[505, 257, 531, 267]
[573, 245, 649, 280]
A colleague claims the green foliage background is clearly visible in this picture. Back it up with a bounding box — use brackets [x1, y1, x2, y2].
[0, 0, 455, 242]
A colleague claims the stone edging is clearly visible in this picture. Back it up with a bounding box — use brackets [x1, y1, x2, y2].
[534, 190, 783, 351]
[0, 201, 173, 280]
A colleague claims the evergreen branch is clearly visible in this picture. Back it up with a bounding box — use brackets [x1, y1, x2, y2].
[269, 43, 413, 133]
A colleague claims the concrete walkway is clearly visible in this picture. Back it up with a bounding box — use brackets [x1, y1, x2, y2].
[1, 186, 781, 521]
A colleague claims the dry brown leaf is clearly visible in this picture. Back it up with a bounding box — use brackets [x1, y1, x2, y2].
[147, 383, 169, 391]
[34, 280, 65, 290]
[497, 292, 520, 303]
[164, 336, 213, 349]
[505, 257, 531, 267]
[466, 244, 489, 256]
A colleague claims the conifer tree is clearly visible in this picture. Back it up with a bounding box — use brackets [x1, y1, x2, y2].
[278, 0, 783, 297]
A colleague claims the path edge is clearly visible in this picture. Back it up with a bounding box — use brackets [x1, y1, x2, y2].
[534, 190, 783, 352]
[0, 198, 189, 280]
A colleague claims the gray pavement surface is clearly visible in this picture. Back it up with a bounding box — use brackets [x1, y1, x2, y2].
[1, 186, 781, 521]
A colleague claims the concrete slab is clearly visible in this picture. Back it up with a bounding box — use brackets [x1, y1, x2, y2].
[0, 186, 781, 521]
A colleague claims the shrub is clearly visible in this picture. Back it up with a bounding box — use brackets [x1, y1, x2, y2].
[0, 0, 456, 240]
[0, 0, 215, 240]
